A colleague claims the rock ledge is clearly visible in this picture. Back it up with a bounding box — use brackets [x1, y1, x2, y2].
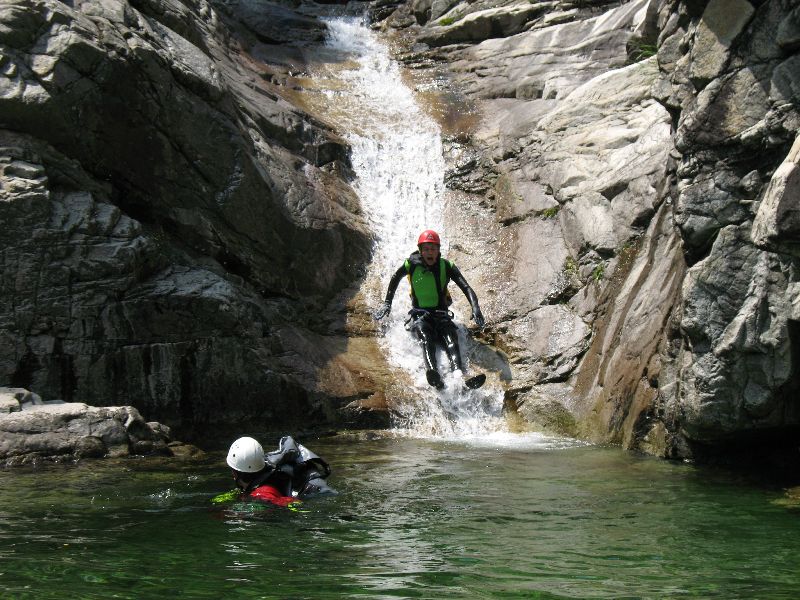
[0, 387, 187, 466]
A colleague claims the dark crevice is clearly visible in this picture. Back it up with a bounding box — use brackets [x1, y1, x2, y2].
[215, 246, 253, 282]
[631, 207, 656, 229]
[778, 319, 800, 416]
[10, 350, 37, 390]
[54, 338, 77, 403]
[600, 181, 627, 201]
[685, 429, 800, 485]
[632, 404, 658, 444]
[665, 105, 681, 134]
[682, 228, 720, 268]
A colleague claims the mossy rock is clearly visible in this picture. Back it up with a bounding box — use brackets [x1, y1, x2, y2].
[515, 393, 578, 437]
[772, 486, 800, 509]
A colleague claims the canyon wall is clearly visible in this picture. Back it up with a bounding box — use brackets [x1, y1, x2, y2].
[378, 0, 800, 460]
[3, 0, 799, 464]
[0, 0, 380, 435]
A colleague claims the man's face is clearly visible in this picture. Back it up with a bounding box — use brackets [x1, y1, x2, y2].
[419, 243, 439, 266]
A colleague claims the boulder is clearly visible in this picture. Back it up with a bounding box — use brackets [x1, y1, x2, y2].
[752, 133, 800, 255]
[0, 387, 178, 466]
[441, 0, 655, 100]
[661, 225, 800, 444]
[418, 2, 555, 47]
[688, 0, 756, 85]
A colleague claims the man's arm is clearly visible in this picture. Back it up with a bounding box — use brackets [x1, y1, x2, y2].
[449, 263, 485, 328]
[373, 264, 407, 320]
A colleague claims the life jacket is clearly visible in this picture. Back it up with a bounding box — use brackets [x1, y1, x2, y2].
[249, 484, 298, 507]
[405, 252, 453, 310]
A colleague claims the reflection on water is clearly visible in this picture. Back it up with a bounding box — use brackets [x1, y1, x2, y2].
[1, 437, 799, 599]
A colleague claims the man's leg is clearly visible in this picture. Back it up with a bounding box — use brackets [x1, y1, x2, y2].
[438, 317, 486, 390]
[411, 314, 444, 389]
[438, 318, 465, 373]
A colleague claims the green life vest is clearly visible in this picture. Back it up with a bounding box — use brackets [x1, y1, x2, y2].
[405, 257, 452, 309]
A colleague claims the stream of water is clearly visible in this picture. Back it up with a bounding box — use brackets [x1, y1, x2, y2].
[2, 15, 799, 600]
[312, 17, 506, 438]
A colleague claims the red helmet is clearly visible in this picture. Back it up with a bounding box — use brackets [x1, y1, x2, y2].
[417, 229, 440, 246]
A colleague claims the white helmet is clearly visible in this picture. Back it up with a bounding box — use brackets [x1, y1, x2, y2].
[226, 437, 265, 473]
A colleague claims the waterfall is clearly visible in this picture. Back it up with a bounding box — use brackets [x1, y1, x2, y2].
[318, 17, 507, 439]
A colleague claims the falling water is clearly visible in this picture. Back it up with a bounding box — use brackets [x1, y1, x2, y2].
[315, 18, 511, 440]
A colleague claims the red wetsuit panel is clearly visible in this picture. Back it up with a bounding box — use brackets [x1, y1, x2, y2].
[248, 484, 298, 507]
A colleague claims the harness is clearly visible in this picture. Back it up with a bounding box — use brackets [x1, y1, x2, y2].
[405, 308, 455, 331]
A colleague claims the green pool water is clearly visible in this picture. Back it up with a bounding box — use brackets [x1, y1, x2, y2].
[1, 433, 798, 599]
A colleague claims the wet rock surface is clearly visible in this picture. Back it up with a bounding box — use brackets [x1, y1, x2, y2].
[3, 0, 800, 466]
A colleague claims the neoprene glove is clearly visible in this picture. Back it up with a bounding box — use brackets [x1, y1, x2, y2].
[211, 489, 240, 504]
[473, 310, 485, 329]
[373, 301, 391, 320]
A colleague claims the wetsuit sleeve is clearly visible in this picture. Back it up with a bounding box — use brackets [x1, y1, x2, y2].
[449, 263, 482, 316]
[383, 264, 408, 305]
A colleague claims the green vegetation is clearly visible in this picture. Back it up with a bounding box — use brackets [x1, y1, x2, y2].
[549, 409, 578, 438]
[617, 236, 643, 270]
[592, 263, 605, 282]
[438, 16, 456, 26]
[525, 401, 578, 437]
[564, 256, 578, 277]
[541, 206, 560, 219]
[628, 41, 658, 63]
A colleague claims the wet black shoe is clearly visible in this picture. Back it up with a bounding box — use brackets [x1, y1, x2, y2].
[426, 369, 444, 389]
[464, 373, 486, 389]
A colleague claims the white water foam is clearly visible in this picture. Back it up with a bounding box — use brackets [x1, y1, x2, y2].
[321, 18, 563, 445]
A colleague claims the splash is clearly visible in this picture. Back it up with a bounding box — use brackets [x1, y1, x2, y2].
[320, 18, 508, 439]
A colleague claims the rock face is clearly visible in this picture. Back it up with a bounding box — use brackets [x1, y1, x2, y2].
[3, 0, 799, 465]
[378, 0, 800, 461]
[0, 387, 177, 465]
[649, 0, 800, 457]
[0, 0, 386, 434]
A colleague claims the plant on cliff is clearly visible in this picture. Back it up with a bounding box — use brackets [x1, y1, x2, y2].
[541, 206, 560, 219]
[564, 256, 579, 278]
[627, 40, 657, 64]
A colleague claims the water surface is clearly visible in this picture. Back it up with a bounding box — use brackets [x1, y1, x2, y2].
[2, 434, 798, 599]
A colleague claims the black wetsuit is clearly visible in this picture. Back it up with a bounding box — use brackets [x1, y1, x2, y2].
[382, 252, 483, 383]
